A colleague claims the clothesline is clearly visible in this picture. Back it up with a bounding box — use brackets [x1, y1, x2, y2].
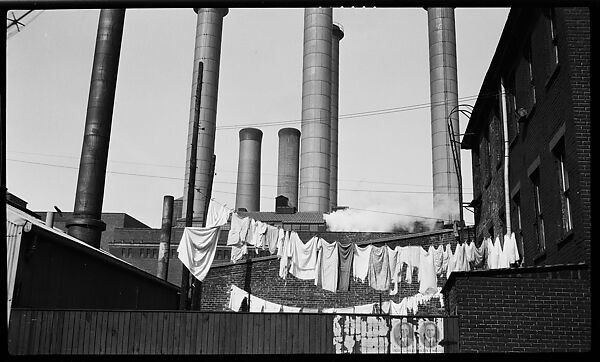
[228, 284, 444, 315]
[177, 198, 520, 288]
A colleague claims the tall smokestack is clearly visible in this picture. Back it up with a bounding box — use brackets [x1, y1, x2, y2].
[299, 7, 333, 213]
[277, 128, 301, 208]
[426, 7, 461, 222]
[66, 9, 125, 247]
[235, 128, 263, 212]
[330, 22, 344, 211]
[182, 8, 228, 226]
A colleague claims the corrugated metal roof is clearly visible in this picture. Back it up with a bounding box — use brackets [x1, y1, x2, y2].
[237, 211, 325, 224]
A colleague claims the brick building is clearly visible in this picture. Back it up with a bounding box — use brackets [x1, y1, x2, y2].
[453, 7, 591, 351]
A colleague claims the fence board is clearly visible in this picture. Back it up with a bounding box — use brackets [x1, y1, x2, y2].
[50, 310, 64, 354]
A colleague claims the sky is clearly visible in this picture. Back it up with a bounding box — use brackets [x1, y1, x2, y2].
[5, 7, 510, 229]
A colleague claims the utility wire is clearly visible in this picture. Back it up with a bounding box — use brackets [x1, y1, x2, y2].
[7, 158, 473, 195]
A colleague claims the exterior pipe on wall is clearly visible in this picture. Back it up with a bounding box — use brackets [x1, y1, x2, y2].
[500, 81, 512, 235]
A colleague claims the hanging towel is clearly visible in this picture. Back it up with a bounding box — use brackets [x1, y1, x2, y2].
[265, 225, 280, 254]
[337, 242, 354, 292]
[389, 299, 407, 316]
[336, 306, 355, 313]
[453, 243, 465, 272]
[388, 246, 400, 295]
[228, 285, 250, 312]
[354, 303, 375, 314]
[465, 241, 475, 265]
[321, 307, 337, 314]
[352, 244, 372, 283]
[315, 238, 339, 292]
[368, 245, 391, 291]
[205, 201, 230, 227]
[419, 246, 438, 295]
[290, 234, 320, 280]
[177, 201, 230, 282]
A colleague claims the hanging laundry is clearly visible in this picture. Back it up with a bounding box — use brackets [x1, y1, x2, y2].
[381, 300, 391, 314]
[177, 201, 230, 281]
[228, 284, 250, 312]
[274, 228, 285, 255]
[337, 242, 354, 292]
[352, 244, 373, 283]
[249, 295, 266, 312]
[497, 236, 510, 268]
[265, 225, 279, 254]
[503, 232, 519, 264]
[465, 241, 475, 266]
[264, 300, 282, 312]
[441, 244, 449, 274]
[278, 230, 293, 279]
[489, 236, 501, 269]
[389, 298, 407, 316]
[315, 238, 338, 292]
[253, 220, 268, 252]
[452, 243, 465, 272]
[290, 234, 320, 280]
[472, 240, 485, 269]
[433, 244, 444, 275]
[227, 213, 248, 246]
[282, 305, 301, 313]
[399, 246, 421, 283]
[354, 303, 375, 314]
[418, 246, 438, 295]
[367, 245, 391, 291]
[336, 306, 355, 313]
[446, 244, 456, 279]
[246, 219, 257, 246]
[205, 201, 231, 227]
[301, 307, 319, 313]
[388, 246, 400, 295]
[230, 243, 248, 263]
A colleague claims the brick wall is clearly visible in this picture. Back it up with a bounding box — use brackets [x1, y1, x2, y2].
[563, 7, 591, 267]
[199, 229, 473, 314]
[443, 263, 591, 352]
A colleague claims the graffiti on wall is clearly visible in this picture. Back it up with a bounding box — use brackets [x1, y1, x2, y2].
[333, 315, 444, 354]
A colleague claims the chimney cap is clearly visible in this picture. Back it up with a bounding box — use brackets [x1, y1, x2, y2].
[193, 8, 229, 17]
[239, 127, 263, 141]
[278, 127, 300, 137]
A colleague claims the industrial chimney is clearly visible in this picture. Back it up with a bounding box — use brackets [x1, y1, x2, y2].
[299, 7, 333, 213]
[66, 9, 125, 248]
[182, 8, 228, 226]
[330, 22, 344, 211]
[426, 7, 461, 222]
[277, 127, 301, 208]
[235, 128, 263, 212]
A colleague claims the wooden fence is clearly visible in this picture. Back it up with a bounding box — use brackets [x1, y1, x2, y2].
[8, 309, 458, 354]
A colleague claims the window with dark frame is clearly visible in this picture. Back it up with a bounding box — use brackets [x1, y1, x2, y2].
[553, 139, 573, 234]
[531, 169, 545, 252]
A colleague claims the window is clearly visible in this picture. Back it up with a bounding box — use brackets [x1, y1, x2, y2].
[553, 139, 572, 233]
[531, 170, 545, 251]
[548, 8, 559, 69]
[526, 43, 536, 107]
[513, 192, 522, 232]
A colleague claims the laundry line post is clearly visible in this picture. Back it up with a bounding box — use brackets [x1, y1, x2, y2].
[191, 154, 216, 310]
[180, 61, 204, 310]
